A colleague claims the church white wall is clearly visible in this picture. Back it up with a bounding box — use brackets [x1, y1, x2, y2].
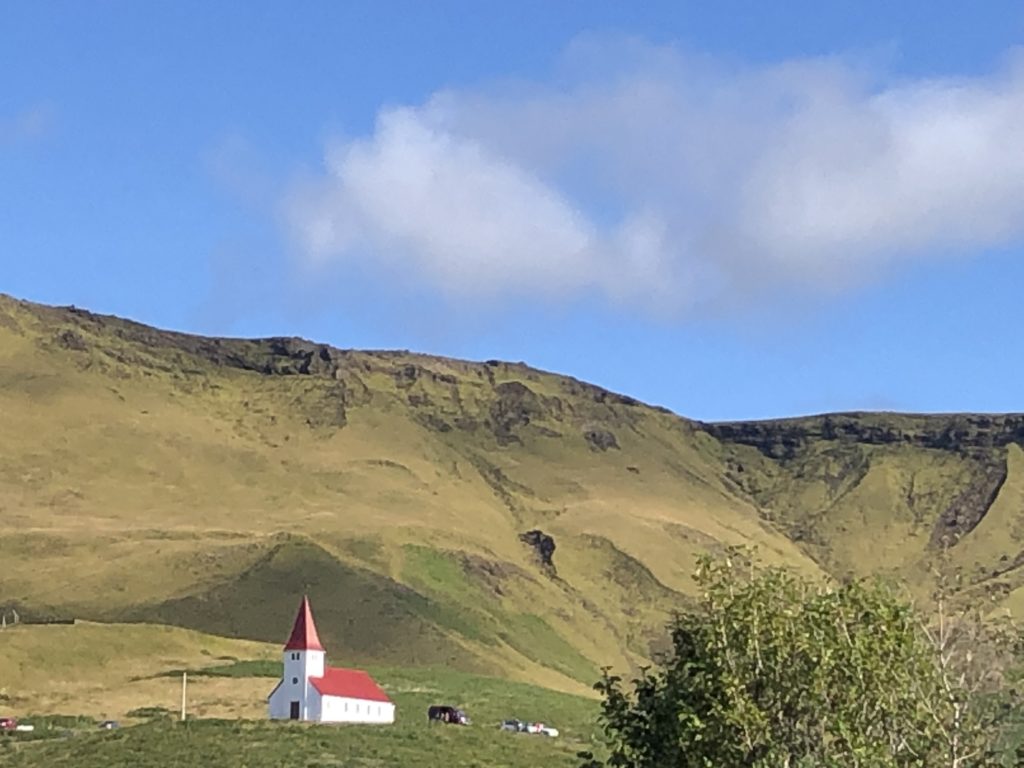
[268, 683, 289, 720]
[269, 649, 327, 721]
[268, 647, 394, 724]
[320, 696, 395, 724]
[306, 689, 323, 722]
[283, 649, 324, 685]
[305, 650, 326, 678]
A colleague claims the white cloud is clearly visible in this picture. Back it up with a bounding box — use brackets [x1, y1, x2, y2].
[293, 110, 592, 295]
[285, 108, 683, 307]
[284, 39, 1024, 313]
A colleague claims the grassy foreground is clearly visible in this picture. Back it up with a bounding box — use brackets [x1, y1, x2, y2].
[0, 714, 596, 768]
[0, 667, 599, 768]
[0, 623, 600, 767]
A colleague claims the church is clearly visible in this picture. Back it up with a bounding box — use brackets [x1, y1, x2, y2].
[267, 596, 395, 724]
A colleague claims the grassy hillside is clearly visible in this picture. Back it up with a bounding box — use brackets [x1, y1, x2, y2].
[0, 622, 276, 719]
[0, 624, 599, 768]
[2, 293, 1024, 688]
[706, 415, 1024, 604]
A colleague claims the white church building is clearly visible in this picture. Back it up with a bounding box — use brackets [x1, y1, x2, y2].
[268, 596, 395, 724]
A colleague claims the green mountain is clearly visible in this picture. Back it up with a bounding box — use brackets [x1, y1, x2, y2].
[3, 293, 1023, 692]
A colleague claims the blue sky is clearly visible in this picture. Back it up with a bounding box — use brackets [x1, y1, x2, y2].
[4, 1, 1024, 420]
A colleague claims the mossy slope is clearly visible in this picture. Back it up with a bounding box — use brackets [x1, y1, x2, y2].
[3, 294, 1023, 685]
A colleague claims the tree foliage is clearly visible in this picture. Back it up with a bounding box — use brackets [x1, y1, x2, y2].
[581, 549, 1019, 768]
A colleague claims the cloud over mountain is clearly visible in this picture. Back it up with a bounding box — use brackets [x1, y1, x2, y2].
[285, 38, 1024, 313]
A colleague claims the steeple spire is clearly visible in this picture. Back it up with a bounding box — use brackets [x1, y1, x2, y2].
[284, 595, 325, 652]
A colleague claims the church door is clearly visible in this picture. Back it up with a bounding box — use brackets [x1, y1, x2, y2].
[290, 701, 300, 720]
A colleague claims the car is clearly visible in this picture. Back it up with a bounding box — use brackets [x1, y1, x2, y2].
[427, 705, 470, 725]
[99, 720, 120, 730]
[498, 718, 558, 737]
[0, 717, 17, 732]
[526, 721, 559, 737]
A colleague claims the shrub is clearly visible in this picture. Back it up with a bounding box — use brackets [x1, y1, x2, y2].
[582, 549, 1020, 768]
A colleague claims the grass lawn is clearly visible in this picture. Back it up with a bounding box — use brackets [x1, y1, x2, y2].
[0, 660, 601, 767]
[1, 717, 592, 768]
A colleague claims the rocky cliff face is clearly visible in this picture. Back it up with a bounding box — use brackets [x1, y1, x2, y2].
[13, 297, 664, 457]
[704, 413, 1023, 558]
[702, 413, 1024, 459]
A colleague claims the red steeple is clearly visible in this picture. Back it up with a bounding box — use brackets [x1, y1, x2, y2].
[284, 595, 325, 652]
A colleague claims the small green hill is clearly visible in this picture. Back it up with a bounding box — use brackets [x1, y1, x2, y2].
[3, 293, 1024, 688]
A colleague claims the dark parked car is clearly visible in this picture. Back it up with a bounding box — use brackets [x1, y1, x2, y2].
[427, 705, 470, 725]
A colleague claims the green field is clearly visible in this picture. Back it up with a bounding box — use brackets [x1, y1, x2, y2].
[0, 716, 595, 768]
[0, 626, 599, 768]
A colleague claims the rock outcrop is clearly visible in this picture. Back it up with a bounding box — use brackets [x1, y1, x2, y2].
[703, 413, 1024, 458]
[519, 530, 556, 571]
[930, 455, 1009, 548]
[584, 428, 619, 451]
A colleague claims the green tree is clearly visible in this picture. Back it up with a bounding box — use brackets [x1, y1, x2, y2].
[581, 549, 1018, 768]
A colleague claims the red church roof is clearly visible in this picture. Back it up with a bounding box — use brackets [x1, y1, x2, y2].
[310, 667, 392, 703]
[283, 596, 325, 652]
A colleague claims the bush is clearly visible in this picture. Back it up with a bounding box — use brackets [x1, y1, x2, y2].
[582, 549, 1020, 768]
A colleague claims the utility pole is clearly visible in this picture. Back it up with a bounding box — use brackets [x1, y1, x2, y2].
[181, 672, 188, 722]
